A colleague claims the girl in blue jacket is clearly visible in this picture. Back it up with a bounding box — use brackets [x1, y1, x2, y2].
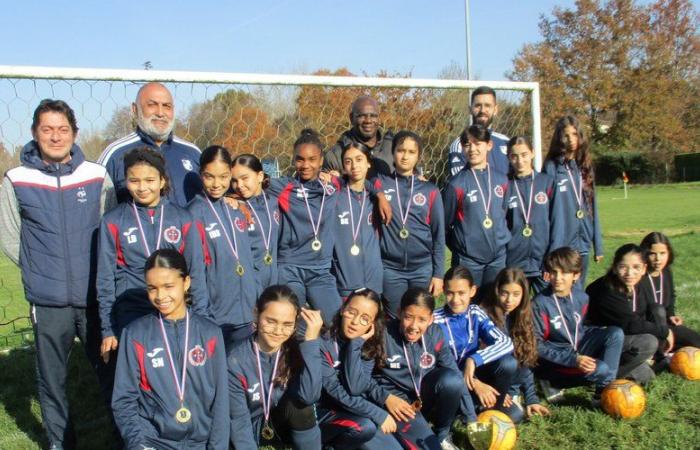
[443, 125, 510, 289]
[188, 146, 259, 346]
[318, 288, 395, 449]
[227, 285, 324, 450]
[231, 153, 280, 289]
[481, 268, 550, 424]
[332, 141, 383, 298]
[433, 266, 516, 415]
[97, 147, 209, 364]
[360, 288, 473, 450]
[505, 136, 554, 294]
[543, 116, 603, 286]
[374, 131, 445, 317]
[112, 249, 229, 450]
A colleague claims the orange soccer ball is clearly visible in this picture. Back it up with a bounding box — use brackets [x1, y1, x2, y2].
[475, 410, 517, 450]
[670, 347, 700, 380]
[601, 379, 646, 419]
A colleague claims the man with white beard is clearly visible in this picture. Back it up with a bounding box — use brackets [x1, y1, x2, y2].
[98, 82, 201, 206]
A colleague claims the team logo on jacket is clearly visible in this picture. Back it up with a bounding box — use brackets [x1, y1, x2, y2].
[273, 210, 280, 224]
[182, 159, 194, 171]
[188, 344, 207, 366]
[234, 217, 247, 232]
[387, 354, 401, 369]
[499, 145, 508, 155]
[338, 211, 350, 225]
[413, 193, 426, 206]
[323, 183, 336, 195]
[76, 187, 87, 203]
[147, 347, 165, 368]
[508, 196, 518, 209]
[494, 185, 504, 198]
[367, 211, 373, 225]
[383, 188, 395, 202]
[206, 223, 220, 239]
[467, 189, 478, 202]
[163, 226, 182, 244]
[123, 227, 139, 244]
[419, 352, 436, 369]
[535, 191, 548, 205]
[557, 179, 568, 192]
[247, 382, 261, 402]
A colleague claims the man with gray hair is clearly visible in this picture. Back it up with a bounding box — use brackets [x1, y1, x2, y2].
[97, 82, 201, 206]
[322, 95, 394, 178]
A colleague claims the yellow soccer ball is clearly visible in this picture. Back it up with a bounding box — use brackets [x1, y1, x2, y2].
[601, 379, 646, 419]
[474, 410, 517, 450]
[670, 347, 700, 380]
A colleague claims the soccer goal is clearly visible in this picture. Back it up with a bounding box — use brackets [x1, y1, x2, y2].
[0, 64, 541, 347]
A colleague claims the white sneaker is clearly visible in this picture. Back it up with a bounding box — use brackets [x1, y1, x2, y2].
[440, 434, 460, 450]
[539, 379, 565, 403]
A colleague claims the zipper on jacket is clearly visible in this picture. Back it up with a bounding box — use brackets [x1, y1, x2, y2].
[56, 166, 73, 306]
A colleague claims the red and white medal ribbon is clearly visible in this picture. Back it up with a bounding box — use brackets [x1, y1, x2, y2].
[394, 174, 415, 230]
[402, 336, 428, 400]
[205, 195, 241, 263]
[300, 180, 327, 247]
[248, 193, 273, 258]
[564, 164, 584, 215]
[470, 166, 492, 221]
[346, 186, 366, 253]
[630, 288, 637, 313]
[158, 311, 190, 409]
[254, 342, 281, 425]
[132, 203, 164, 256]
[553, 295, 579, 351]
[648, 273, 664, 305]
[444, 309, 472, 363]
[513, 173, 534, 227]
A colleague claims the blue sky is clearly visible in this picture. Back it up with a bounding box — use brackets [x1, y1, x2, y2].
[2, 0, 586, 80]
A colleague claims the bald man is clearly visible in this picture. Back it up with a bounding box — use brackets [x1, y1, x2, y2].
[322, 95, 394, 178]
[97, 82, 202, 206]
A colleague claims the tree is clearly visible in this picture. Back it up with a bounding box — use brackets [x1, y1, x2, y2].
[508, 0, 699, 165]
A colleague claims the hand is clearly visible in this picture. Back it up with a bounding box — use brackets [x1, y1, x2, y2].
[595, 255, 604, 263]
[223, 196, 239, 209]
[380, 413, 397, 434]
[464, 357, 477, 391]
[101, 336, 119, 363]
[471, 379, 499, 409]
[669, 315, 683, 326]
[576, 355, 597, 374]
[503, 393, 513, 408]
[429, 277, 443, 297]
[328, 170, 341, 178]
[376, 193, 393, 225]
[360, 323, 375, 342]
[385, 394, 416, 422]
[319, 172, 333, 184]
[300, 308, 323, 341]
[665, 329, 675, 354]
[527, 403, 551, 417]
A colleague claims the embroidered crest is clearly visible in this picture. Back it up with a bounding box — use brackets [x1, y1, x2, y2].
[234, 217, 247, 232]
[188, 344, 207, 367]
[535, 191, 548, 205]
[163, 226, 182, 244]
[494, 185, 504, 198]
[413, 193, 427, 206]
[182, 159, 194, 171]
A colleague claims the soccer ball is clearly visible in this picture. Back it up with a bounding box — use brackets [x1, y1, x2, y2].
[601, 379, 646, 419]
[670, 346, 700, 380]
[471, 410, 517, 450]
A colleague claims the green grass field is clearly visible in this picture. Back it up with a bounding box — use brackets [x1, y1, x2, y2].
[0, 183, 698, 449]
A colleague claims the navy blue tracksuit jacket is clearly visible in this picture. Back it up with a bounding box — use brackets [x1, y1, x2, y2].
[543, 158, 603, 257]
[98, 127, 202, 207]
[504, 172, 554, 277]
[268, 176, 341, 268]
[227, 335, 322, 450]
[332, 182, 383, 296]
[188, 194, 259, 329]
[245, 192, 280, 288]
[112, 311, 229, 450]
[373, 173, 445, 278]
[443, 166, 510, 264]
[97, 199, 209, 338]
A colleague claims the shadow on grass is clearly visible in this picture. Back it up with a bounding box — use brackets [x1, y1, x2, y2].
[0, 344, 117, 450]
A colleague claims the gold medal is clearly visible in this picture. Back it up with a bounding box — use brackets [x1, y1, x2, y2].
[412, 399, 423, 411]
[235, 262, 245, 276]
[261, 421, 275, 440]
[399, 227, 410, 239]
[263, 252, 273, 265]
[350, 244, 360, 256]
[311, 238, 322, 252]
[576, 209, 585, 219]
[175, 406, 191, 423]
[522, 226, 533, 237]
[482, 217, 493, 229]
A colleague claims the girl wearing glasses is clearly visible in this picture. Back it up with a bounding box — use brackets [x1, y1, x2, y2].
[227, 285, 324, 450]
[317, 288, 394, 449]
